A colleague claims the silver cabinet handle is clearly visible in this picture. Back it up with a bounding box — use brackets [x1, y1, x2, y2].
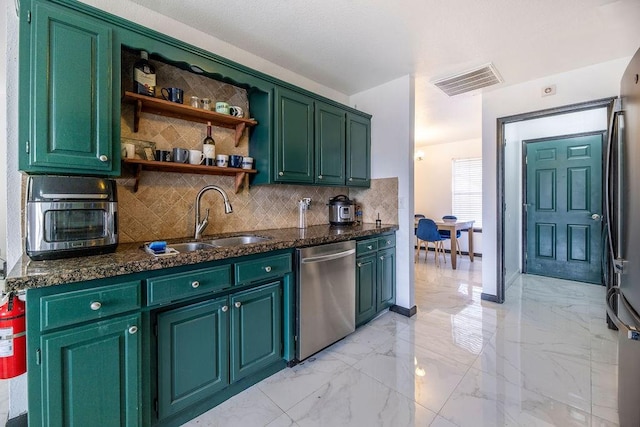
[221, 305, 228, 312]
[90, 301, 102, 311]
[191, 281, 200, 288]
[264, 266, 272, 272]
[234, 301, 242, 308]
[357, 262, 362, 267]
[99, 155, 108, 162]
[278, 172, 284, 176]
[128, 326, 138, 335]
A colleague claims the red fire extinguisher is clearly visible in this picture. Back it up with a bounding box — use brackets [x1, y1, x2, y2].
[0, 292, 26, 379]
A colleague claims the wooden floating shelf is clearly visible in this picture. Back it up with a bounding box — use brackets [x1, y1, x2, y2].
[122, 91, 257, 147]
[122, 158, 256, 194]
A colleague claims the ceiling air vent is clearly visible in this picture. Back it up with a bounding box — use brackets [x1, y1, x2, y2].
[433, 63, 502, 96]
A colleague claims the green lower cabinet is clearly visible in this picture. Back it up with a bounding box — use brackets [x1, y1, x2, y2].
[230, 282, 282, 382]
[39, 314, 141, 427]
[376, 247, 396, 312]
[356, 253, 377, 326]
[157, 297, 229, 419]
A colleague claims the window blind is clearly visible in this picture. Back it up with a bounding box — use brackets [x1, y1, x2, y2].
[452, 158, 482, 228]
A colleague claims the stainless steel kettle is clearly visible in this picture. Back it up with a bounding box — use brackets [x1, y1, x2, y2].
[328, 195, 355, 225]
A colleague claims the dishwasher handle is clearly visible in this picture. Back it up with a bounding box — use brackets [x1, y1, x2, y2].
[300, 248, 356, 264]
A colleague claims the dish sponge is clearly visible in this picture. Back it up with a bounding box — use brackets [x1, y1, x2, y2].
[148, 241, 167, 253]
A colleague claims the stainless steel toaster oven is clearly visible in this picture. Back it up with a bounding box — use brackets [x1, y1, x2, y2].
[25, 176, 118, 260]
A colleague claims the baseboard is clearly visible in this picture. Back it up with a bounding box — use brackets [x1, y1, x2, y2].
[481, 293, 503, 303]
[6, 413, 27, 427]
[389, 304, 417, 317]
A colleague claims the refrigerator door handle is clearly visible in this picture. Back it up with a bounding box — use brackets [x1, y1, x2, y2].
[607, 286, 640, 341]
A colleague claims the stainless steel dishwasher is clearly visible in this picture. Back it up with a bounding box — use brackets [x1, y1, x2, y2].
[296, 240, 356, 360]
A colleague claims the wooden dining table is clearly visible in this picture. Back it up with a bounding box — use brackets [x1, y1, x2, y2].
[435, 220, 474, 269]
[415, 218, 475, 269]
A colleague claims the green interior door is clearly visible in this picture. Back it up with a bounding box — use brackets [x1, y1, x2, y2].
[525, 133, 604, 284]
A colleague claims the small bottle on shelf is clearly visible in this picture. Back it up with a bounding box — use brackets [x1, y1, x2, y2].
[202, 122, 216, 165]
[133, 50, 156, 97]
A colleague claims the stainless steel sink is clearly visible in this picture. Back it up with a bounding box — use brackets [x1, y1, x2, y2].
[207, 235, 271, 247]
[170, 242, 215, 252]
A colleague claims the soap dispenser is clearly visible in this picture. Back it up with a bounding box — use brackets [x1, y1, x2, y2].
[298, 198, 311, 229]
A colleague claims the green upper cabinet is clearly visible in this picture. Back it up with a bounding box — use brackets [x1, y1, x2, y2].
[346, 113, 371, 187]
[274, 86, 314, 184]
[315, 101, 346, 185]
[20, 0, 119, 175]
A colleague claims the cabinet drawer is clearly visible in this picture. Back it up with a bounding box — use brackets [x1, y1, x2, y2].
[147, 265, 232, 306]
[235, 254, 291, 285]
[378, 234, 396, 249]
[40, 281, 141, 331]
[356, 238, 378, 255]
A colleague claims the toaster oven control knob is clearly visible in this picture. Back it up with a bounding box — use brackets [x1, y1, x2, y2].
[234, 301, 242, 308]
[264, 266, 272, 273]
[99, 155, 108, 162]
[90, 301, 102, 311]
[221, 305, 228, 312]
[191, 281, 200, 288]
[128, 326, 138, 335]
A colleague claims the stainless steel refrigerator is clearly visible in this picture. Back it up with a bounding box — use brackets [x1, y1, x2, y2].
[605, 47, 640, 427]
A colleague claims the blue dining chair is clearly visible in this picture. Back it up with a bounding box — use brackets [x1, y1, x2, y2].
[415, 218, 448, 265]
[439, 215, 462, 256]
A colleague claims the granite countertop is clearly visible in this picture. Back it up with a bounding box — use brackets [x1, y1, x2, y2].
[5, 223, 398, 291]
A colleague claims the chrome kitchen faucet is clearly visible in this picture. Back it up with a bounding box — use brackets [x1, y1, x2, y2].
[194, 185, 233, 239]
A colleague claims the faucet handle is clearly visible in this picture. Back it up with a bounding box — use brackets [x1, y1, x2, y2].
[202, 208, 210, 224]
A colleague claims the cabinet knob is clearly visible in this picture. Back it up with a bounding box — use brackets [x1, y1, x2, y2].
[128, 326, 138, 335]
[318, 175, 323, 180]
[349, 177, 353, 182]
[387, 240, 392, 245]
[367, 245, 373, 250]
[357, 262, 362, 267]
[234, 301, 242, 308]
[278, 172, 284, 176]
[99, 155, 108, 162]
[191, 281, 200, 288]
[222, 305, 228, 312]
[380, 256, 384, 260]
[90, 301, 102, 311]
[264, 266, 272, 273]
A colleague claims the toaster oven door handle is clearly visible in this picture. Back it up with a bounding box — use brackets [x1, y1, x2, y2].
[41, 193, 109, 200]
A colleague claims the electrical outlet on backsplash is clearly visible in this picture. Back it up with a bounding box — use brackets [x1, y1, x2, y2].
[114, 176, 398, 243]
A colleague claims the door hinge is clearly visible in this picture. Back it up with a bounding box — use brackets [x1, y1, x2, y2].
[27, 10, 31, 24]
[36, 348, 41, 365]
[525, 155, 528, 164]
[25, 141, 29, 154]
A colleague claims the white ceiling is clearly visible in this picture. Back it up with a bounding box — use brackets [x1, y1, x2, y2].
[129, 0, 640, 145]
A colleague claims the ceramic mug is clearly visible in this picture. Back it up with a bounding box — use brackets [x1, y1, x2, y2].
[172, 148, 189, 163]
[189, 149, 205, 165]
[123, 143, 136, 159]
[200, 98, 212, 110]
[241, 156, 253, 170]
[161, 87, 184, 104]
[215, 154, 229, 167]
[215, 102, 230, 115]
[229, 154, 243, 168]
[155, 150, 171, 162]
[229, 106, 244, 118]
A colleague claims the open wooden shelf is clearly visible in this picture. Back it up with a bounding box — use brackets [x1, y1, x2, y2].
[122, 91, 257, 147]
[122, 158, 256, 193]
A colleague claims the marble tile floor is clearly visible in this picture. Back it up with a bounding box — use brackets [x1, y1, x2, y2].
[184, 256, 619, 427]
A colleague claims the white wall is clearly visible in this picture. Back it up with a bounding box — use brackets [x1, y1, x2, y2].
[414, 138, 482, 254]
[350, 75, 415, 312]
[503, 108, 609, 289]
[482, 57, 629, 298]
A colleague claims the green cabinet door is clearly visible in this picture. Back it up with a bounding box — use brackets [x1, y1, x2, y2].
[376, 247, 396, 312]
[156, 297, 229, 419]
[38, 314, 140, 427]
[21, 1, 116, 174]
[346, 113, 371, 187]
[230, 282, 282, 383]
[274, 87, 314, 183]
[315, 101, 346, 185]
[356, 253, 377, 326]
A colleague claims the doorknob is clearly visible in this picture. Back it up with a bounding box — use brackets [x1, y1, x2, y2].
[591, 213, 602, 221]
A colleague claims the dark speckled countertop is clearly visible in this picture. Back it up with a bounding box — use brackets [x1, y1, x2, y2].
[6, 223, 398, 291]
